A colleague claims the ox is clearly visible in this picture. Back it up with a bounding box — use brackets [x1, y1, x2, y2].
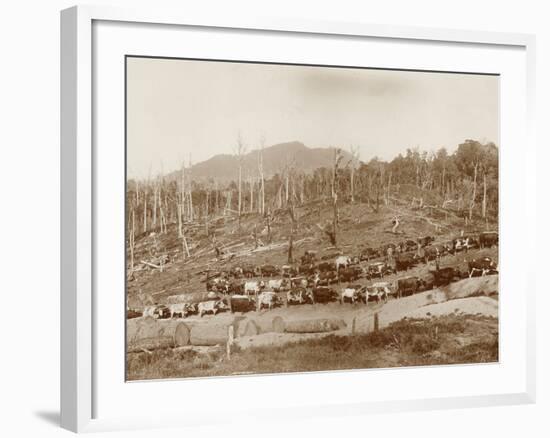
[364, 284, 389, 304]
[468, 257, 498, 277]
[431, 267, 460, 287]
[286, 288, 313, 306]
[290, 276, 308, 288]
[259, 264, 279, 277]
[311, 286, 339, 303]
[198, 300, 229, 317]
[395, 253, 418, 271]
[360, 247, 379, 262]
[257, 291, 282, 311]
[417, 236, 435, 247]
[268, 278, 290, 292]
[244, 280, 265, 296]
[241, 265, 256, 278]
[366, 262, 394, 279]
[339, 266, 362, 282]
[340, 286, 363, 304]
[335, 255, 352, 271]
[314, 271, 338, 286]
[397, 277, 425, 297]
[317, 261, 335, 272]
[230, 295, 256, 313]
[479, 231, 499, 248]
[143, 306, 156, 318]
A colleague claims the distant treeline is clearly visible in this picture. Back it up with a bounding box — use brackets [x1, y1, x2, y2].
[126, 139, 498, 239]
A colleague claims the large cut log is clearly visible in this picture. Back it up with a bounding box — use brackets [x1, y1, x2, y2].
[127, 317, 191, 351]
[284, 318, 347, 334]
[189, 323, 230, 346]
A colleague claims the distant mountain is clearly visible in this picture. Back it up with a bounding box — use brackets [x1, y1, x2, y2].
[170, 141, 353, 182]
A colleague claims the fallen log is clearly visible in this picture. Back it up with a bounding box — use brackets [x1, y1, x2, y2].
[127, 317, 191, 351]
[284, 318, 347, 334]
[189, 322, 229, 346]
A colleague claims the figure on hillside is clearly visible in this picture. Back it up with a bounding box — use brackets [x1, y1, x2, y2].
[391, 216, 400, 234]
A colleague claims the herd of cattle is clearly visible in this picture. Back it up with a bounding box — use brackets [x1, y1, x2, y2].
[129, 231, 498, 320]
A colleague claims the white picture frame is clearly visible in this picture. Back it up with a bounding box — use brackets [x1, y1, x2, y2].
[60, 5, 537, 433]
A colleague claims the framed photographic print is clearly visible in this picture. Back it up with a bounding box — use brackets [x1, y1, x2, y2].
[61, 5, 536, 433]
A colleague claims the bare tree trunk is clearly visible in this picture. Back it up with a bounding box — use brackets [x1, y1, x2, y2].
[143, 194, 147, 233]
[482, 172, 487, 219]
[129, 208, 135, 272]
[469, 162, 478, 221]
[331, 148, 343, 246]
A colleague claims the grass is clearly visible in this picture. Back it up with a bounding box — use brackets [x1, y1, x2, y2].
[127, 313, 498, 381]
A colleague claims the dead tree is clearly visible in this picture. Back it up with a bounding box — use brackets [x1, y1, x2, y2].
[258, 136, 265, 215]
[469, 161, 478, 221]
[330, 148, 343, 245]
[235, 133, 247, 227]
[349, 145, 359, 203]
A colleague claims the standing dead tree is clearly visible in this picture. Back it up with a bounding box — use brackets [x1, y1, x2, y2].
[326, 148, 343, 246]
[258, 136, 266, 216]
[349, 145, 360, 203]
[235, 132, 247, 228]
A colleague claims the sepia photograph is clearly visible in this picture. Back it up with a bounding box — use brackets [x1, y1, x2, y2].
[125, 56, 499, 381]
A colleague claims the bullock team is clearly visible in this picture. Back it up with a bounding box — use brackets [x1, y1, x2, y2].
[131, 230, 498, 320]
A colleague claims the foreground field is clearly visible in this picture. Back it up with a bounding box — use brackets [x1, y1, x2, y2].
[127, 313, 498, 380]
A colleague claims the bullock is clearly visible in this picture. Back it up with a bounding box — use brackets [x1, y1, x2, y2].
[290, 276, 308, 289]
[366, 261, 394, 279]
[340, 286, 363, 304]
[423, 246, 440, 262]
[360, 247, 380, 262]
[317, 261, 335, 272]
[230, 266, 244, 278]
[198, 299, 229, 317]
[468, 257, 498, 277]
[417, 236, 435, 247]
[244, 280, 265, 296]
[335, 255, 352, 271]
[300, 250, 317, 265]
[127, 309, 142, 319]
[314, 270, 338, 286]
[286, 288, 314, 306]
[479, 231, 499, 248]
[397, 276, 425, 297]
[453, 237, 475, 253]
[431, 267, 460, 287]
[395, 253, 418, 271]
[281, 265, 298, 278]
[241, 265, 256, 278]
[371, 281, 396, 299]
[364, 284, 389, 304]
[403, 239, 419, 252]
[153, 305, 170, 319]
[338, 266, 363, 282]
[230, 295, 256, 313]
[257, 291, 282, 311]
[298, 263, 316, 276]
[268, 278, 290, 292]
[321, 252, 341, 261]
[143, 306, 156, 318]
[311, 286, 339, 303]
[228, 280, 244, 295]
[206, 277, 229, 294]
[259, 264, 279, 277]
[168, 303, 187, 318]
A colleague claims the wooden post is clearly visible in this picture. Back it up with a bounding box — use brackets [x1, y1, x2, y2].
[226, 325, 234, 360]
[374, 312, 379, 332]
[351, 317, 356, 335]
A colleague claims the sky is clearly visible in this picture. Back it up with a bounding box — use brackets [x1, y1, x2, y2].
[126, 57, 499, 179]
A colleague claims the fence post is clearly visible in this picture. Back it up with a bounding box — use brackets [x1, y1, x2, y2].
[374, 312, 379, 332]
[226, 325, 234, 360]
